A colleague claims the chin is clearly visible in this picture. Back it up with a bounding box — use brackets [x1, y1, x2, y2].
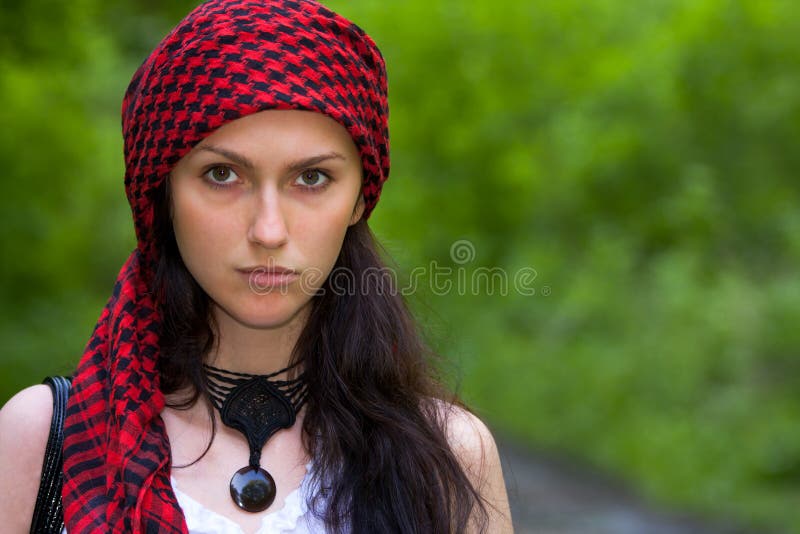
[227, 298, 311, 330]
[239, 316, 296, 330]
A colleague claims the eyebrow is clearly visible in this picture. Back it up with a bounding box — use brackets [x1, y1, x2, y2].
[194, 145, 347, 173]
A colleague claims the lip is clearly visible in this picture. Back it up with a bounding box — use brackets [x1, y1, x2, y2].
[239, 266, 300, 289]
[239, 265, 298, 275]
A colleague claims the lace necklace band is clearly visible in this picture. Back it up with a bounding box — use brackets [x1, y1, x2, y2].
[203, 362, 307, 513]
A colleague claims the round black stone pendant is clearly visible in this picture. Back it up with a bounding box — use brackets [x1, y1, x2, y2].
[230, 466, 276, 513]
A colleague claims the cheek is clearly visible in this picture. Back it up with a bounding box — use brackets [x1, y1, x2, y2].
[171, 196, 233, 274]
[295, 204, 352, 268]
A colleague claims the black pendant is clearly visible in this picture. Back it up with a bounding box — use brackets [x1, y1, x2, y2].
[230, 465, 276, 513]
[204, 363, 306, 514]
[219, 377, 296, 457]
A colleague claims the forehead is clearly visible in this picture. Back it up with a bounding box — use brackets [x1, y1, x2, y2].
[193, 109, 358, 154]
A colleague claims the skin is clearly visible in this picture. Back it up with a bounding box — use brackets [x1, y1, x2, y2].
[0, 109, 513, 533]
[169, 109, 366, 376]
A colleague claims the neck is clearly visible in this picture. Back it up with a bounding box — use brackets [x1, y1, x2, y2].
[207, 302, 311, 376]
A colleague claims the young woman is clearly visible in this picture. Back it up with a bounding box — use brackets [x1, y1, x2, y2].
[0, 1, 513, 532]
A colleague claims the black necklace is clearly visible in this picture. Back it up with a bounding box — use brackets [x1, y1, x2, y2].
[203, 362, 307, 513]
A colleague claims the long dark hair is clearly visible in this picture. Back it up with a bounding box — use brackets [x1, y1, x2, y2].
[152, 181, 489, 533]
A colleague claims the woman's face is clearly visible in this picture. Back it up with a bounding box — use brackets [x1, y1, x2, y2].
[169, 109, 364, 330]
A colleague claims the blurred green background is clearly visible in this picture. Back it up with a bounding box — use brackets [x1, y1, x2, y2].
[1, 0, 798, 532]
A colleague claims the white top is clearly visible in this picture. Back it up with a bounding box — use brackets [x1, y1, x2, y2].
[63, 463, 328, 534]
[173, 463, 327, 534]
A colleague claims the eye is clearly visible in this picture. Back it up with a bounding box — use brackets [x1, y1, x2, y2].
[204, 165, 239, 186]
[295, 169, 331, 191]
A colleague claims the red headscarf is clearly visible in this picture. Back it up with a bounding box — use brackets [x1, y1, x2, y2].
[61, 1, 389, 531]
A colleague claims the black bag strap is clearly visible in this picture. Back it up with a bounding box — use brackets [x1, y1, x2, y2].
[30, 375, 72, 534]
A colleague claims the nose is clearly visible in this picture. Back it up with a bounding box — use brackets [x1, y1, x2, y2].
[247, 185, 288, 248]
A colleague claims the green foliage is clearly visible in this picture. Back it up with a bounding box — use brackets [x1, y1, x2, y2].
[1, 0, 799, 531]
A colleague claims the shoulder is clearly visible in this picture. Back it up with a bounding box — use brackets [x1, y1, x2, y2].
[438, 402, 498, 473]
[433, 400, 514, 533]
[0, 384, 55, 533]
[0, 384, 54, 450]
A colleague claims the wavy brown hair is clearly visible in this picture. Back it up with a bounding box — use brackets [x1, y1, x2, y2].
[151, 182, 489, 533]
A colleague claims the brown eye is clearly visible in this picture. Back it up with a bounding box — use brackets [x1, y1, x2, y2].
[296, 170, 330, 189]
[204, 165, 238, 185]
